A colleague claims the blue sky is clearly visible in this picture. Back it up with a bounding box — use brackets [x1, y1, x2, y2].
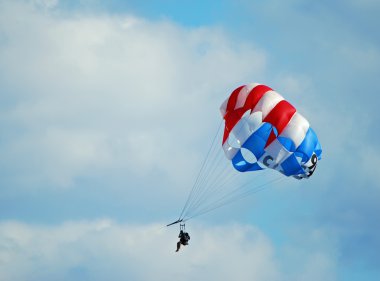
[0, 0, 379, 280]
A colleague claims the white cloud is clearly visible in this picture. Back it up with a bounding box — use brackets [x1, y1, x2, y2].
[0, 220, 276, 281]
[33, 0, 58, 9]
[0, 1, 267, 189]
[1, 127, 111, 188]
[0, 220, 341, 281]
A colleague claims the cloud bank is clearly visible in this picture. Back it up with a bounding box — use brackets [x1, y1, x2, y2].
[0, 220, 340, 281]
[0, 0, 267, 192]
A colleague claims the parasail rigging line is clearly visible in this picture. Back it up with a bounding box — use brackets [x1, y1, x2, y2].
[178, 114, 276, 222]
[178, 120, 224, 220]
[183, 176, 286, 221]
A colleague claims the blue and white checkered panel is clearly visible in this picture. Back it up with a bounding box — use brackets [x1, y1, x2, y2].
[281, 127, 322, 178]
[277, 136, 296, 152]
[232, 123, 272, 172]
[232, 152, 263, 172]
[280, 153, 305, 176]
[231, 122, 322, 178]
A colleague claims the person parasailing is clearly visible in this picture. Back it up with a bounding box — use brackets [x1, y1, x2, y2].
[176, 224, 190, 252]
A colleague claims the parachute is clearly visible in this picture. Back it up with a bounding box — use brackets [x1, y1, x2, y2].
[220, 83, 322, 179]
[168, 83, 322, 225]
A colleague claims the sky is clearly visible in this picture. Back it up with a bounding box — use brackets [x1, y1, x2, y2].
[0, 0, 379, 280]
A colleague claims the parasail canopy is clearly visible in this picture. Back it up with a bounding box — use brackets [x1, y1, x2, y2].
[220, 83, 322, 179]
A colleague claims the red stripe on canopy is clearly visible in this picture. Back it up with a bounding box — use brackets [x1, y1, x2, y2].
[245, 84, 272, 112]
[263, 100, 296, 147]
[225, 85, 244, 116]
[223, 84, 273, 144]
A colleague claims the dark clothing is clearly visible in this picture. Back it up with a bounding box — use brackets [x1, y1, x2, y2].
[176, 230, 190, 252]
[180, 232, 190, 245]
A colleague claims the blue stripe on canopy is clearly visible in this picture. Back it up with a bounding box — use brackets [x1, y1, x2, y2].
[281, 154, 305, 176]
[232, 123, 272, 172]
[296, 127, 319, 163]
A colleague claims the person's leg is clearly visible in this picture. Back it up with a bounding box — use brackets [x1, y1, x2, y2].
[176, 241, 181, 252]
